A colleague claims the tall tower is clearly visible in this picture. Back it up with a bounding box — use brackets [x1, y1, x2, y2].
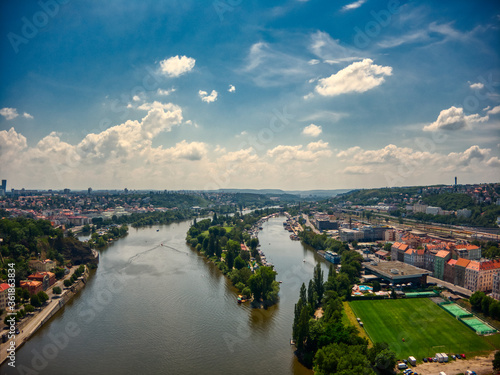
[454, 176, 457, 186]
[0, 180, 6, 196]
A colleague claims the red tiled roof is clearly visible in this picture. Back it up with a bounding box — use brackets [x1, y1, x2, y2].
[447, 259, 457, 266]
[480, 260, 500, 271]
[455, 258, 471, 268]
[467, 261, 480, 271]
[0, 283, 11, 292]
[436, 250, 450, 259]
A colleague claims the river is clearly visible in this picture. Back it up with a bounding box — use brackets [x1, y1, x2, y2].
[2, 216, 330, 375]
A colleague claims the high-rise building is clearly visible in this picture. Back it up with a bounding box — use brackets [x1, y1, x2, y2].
[0, 180, 6, 196]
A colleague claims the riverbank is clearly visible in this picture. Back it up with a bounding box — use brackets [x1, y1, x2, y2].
[0, 266, 90, 365]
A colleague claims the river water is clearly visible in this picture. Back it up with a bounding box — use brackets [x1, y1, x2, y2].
[2, 216, 330, 375]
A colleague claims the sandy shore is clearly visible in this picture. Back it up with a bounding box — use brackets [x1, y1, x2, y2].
[407, 352, 495, 375]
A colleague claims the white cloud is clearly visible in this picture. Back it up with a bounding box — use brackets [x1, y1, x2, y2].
[23, 112, 34, 119]
[308, 59, 320, 65]
[199, 90, 218, 103]
[487, 105, 500, 115]
[0, 127, 27, 161]
[157, 87, 176, 96]
[159, 55, 196, 77]
[423, 106, 489, 132]
[267, 141, 331, 163]
[228, 85, 236, 93]
[448, 145, 490, 166]
[137, 101, 179, 112]
[302, 124, 322, 137]
[132, 95, 141, 102]
[342, 166, 371, 175]
[244, 41, 309, 86]
[0, 108, 19, 120]
[335, 144, 497, 187]
[310, 31, 362, 63]
[303, 92, 314, 100]
[341, 0, 366, 11]
[470, 82, 484, 90]
[315, 59, 392, 96]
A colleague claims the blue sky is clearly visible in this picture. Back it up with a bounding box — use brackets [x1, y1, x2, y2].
[1, 0, 499, 190]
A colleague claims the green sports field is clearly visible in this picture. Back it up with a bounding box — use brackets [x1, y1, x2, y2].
[349, 298, 499, 360]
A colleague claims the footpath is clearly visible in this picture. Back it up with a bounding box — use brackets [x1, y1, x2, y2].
[0, 266, 89, 365]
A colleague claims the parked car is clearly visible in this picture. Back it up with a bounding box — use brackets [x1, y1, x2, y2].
[427, 357, 433, 362]
[461, 354, 466, 359]
[455, 354, 461, 359]
[451, 355, 456, 360]
[422, 357, 428, 363]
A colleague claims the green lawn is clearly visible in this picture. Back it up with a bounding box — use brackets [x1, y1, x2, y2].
[349, 298, 499, 360]
[201, 226, 233, 237]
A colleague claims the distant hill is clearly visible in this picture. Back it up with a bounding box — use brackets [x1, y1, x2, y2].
[217, 188, 351, 197]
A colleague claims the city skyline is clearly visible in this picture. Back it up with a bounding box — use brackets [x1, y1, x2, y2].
[1, 1, 499, 190]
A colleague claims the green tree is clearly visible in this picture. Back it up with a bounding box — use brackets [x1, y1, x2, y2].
[470, 291, 485, 309]
[374, 349, 397, 373]
[37, 291, 49, 303]
[52, 286, 62, 294]
[234, 256, 246, 270]
[493, 351, 500, 370]
[24, 304, 35, 313]
[313, 263, 324, 304]
[30, 294, 41, 308]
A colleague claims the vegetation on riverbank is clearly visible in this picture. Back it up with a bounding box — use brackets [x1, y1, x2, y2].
[0, 217, 97, 286]
[186, 209, 281, 306]
[292, 264, 397, 374]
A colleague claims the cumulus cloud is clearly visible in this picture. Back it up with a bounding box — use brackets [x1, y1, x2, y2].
[470, 82, 484, 90]
[159, 55, 196, 77]
[342, 0, 366, 11]
[302, 124, 322, 137]
[315, 59, 392, 96]
[487, 105, 500, 115]
[228, 85, 236, 93]
[157, 88, 176, 96]
[132, 95, 141, 102]
[23, 112, 34, 119]
[199, 90, 218, 103]
[336, 144, 496, 183]
[267, 141, 331, 163]
[0, 108, 19, 120]
[448, 145, 490, 166]
[0, 127, 27, 160]
[423, 106, 489, 132]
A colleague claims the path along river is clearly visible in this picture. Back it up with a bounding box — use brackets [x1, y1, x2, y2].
[1, 216, 330, 375]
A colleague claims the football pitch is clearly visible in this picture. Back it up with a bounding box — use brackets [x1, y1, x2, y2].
[349, 298, 497, 360]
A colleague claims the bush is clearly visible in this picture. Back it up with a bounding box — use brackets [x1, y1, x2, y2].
[24, 304, 35, 313]
[37, 291, 49, 303]
[242, 287, 252, 298]
[30, 294, 41, 308]
[53, 286, 62, 294]
[235, 282, 246, 291]
[64, 279, 72, 287]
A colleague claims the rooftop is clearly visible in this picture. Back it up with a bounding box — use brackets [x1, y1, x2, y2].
[364, 261, 432, 281]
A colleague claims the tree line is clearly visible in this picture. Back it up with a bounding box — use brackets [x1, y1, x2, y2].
[186, 209, 280, 305]
[292, 264, 397, 373]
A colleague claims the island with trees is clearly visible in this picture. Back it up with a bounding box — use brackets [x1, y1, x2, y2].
[185, 209, 281, 307]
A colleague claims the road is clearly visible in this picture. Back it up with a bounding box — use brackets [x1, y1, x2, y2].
[427, 276, 472, 297]
[304, 215, 321, 234]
